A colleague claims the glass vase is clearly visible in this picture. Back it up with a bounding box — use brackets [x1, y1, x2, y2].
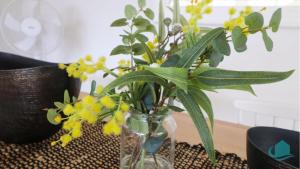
[120, 111, 177, 169]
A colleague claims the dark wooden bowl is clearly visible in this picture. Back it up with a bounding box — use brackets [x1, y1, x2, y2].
[247, 126, 299, 169]
[0, 52, 81, 144]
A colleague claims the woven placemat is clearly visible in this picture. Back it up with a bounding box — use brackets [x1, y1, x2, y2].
[0, 123, 248, 169]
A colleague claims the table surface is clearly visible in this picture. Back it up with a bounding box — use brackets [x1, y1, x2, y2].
[80, 93, 249, 159]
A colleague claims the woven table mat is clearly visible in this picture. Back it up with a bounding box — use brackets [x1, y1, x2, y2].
[0, 123, 248, 169]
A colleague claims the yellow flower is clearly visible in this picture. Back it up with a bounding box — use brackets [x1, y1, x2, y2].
[63, 104, 75, 116]
[51, 141, 57, 146]
[82, 95, 95, 105]
[205, 0, 212, 4]
[75, 102, 83, 110]
[92, 103, 101, 113]
[63, 120, 75, 131]
[100, 96, 116, 109]
[103, 119, 121, 136]
[54, 115, 62, 124]
[80, 74, 88, 81]
[60, 134, 72, 147]
[204, 7, 212, 14]
[114, 111, 125, 124]
[58, 63, 66, 70]
[72, 123, 82, 138]
[229, 7, 236, 15]
[80, 109, 97, 124]
[85, 54, 92, 61]
[244, 6, 253, 15]
[146, 41, 155, 50]
[86, 67, 96, 74]
[120, 102, 129, 112]
[95, 85, 103, 94]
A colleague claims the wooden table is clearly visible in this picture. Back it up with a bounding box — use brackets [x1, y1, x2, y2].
[79, 93, 249, 159]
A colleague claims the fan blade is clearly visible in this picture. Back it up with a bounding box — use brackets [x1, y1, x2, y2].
[21, 0, 39, 17]
[14, 37, 36, 51]
[4, 14, 21, 32]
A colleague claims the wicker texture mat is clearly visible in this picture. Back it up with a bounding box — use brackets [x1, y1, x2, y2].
[0, 123, 248, 169]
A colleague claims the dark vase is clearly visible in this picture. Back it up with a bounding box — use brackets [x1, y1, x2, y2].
[0, 52, 81, 144]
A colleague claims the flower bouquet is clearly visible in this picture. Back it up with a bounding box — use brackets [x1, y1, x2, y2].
[47, 0, 293, 168]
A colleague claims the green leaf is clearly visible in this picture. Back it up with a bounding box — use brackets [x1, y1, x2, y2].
[133, 58, 149, 65]
[64, 90, 70, 104]
[47, 109, 60, 125]
[158, 0, 166, 42]
[141, 43, 155, 63]
[168, 105, 184, 112]
[269, 8, 282, 32]
[177, 27, 225, 68]
[135, 33, 149, 43]
[143, 134, 167, 155]
[232, 26, 247, 52]
[132, 43, 145, 55]
[127, 115, 149, 134]
[177, 90, 215, 163]
[54, 102, 65, 109]
[173, 0, 180, 24]
[145, 66, 188, 91]
[161, 54, 180, 67]
[90, 80, 96, 95]
[103, 71, 168, 93]
[125, 5, 138, 19]
[111, 18, 128, 27]
[262, 30, 273, 52]
[144, 8, 155, 20]
[197, 68, 294, 86]
[138, 0, 146, 9]
[133, 18, 150, 28]
[245, 12, 264, 33]
[209, 49, 224, 67]
[212, 32, 231, 56]
[110, 45, 131, 55]
[163, 18, 172, 26]
[189, 86, 214, 130]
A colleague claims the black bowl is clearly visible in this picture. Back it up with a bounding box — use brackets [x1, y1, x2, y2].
[247, 127, 299, 169]
[0, 52, 81, 144]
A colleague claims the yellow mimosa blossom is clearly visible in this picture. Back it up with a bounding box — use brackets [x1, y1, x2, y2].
[120, 102, 130, 112]
[86, 67, 97, 74]
[82, 95, 95, 105]
[58, 63, 66, 70]
[54, 115, 62, 124]
[63, 120, 76, 131]
[72, 124, 82, 138]
[204, 7, 212, 14]
[95, 85, 103, 94]
[103, 119, 121, 136]
[60, 134, 72, 147]
[63, 104, 75, 116]
[100, 96, 116, 109]
[85, 54, 92, 61]
[80, 75, 88, 81]
[80, 109, 97, 124]
[114, 111, 125, 124]
[229, 7, 236, 16]
[244, 6, 253, 15]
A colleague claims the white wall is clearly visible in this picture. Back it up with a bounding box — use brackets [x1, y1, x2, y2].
[0, 1, 299, 126]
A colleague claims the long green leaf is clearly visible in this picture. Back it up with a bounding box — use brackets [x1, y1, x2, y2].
[158, 0, 166, 42]
[197, 69, 294, 86]
[103, 71, 167, 93]
[177, 27, 224, 68]
[141, 43, 155, 63]
[269, 8, 282, 32]
[145, 66, 188, 91]
[189, 86, 214, 130]
[177, 90, 216, 163]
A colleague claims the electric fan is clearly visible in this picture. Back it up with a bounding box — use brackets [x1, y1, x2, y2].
[1, 0, 63, 58]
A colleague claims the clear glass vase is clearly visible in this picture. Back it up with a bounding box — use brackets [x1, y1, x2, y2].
[120, 111, 176, 169]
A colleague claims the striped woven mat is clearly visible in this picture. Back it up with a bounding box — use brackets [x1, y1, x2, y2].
[0, 123, 248, 169]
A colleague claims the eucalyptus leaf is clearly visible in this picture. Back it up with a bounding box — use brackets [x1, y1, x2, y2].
[269, 8, 282, 32]
[64, 90, 70, 104]
[145, 66, 188, 91]
[125, 5, 138, 19]
[177, 90, 216, 163]
[232, 26, 247, 52]
[262, 30, 273, 52]
[132, 43, 145, 55]
[111, 18, 128, 27]
[135, 33, 149, 43]
[212, 32, 231, 56]
[110, 45, 131, 55]
[127, 116, 149, 134]
[144, 8, 155, 20]
[133, 18, 151, 28]
[197, 68, 294, 86]
[245, 12, 264, 33]
[177, 27, 224, 68]
[138, 0, 146, 9]
[47, 109, 60, 125]
[209, 49, 224, 67]
[54, 102, 65, 109]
